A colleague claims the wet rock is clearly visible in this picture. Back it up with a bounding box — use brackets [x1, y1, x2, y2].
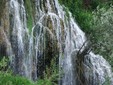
[33, 23, 59, 78]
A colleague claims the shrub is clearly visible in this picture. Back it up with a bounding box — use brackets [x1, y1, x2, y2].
[0, 73, 35, 85]
[89, 6, 113, 69]
[36, 57, 59, 85]
[0, 56, 59, 85]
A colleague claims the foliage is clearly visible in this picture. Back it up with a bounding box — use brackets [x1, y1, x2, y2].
[89, 6, 113, 68]
[58, 0, 113, 32]
[0, 57, 33, 85]
[58, 0, 113, 70]
[0, 57, 59, 85]
[58, 0, 93, 32]
[0, 72, 59, 85]
[36, 57, 59, 85]
[0, 73, 35, 85]
[0, 57, 8, 72]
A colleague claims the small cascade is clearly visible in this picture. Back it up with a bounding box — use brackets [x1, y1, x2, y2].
[84, 52, 113, 85]
[7, 0, 113, 84]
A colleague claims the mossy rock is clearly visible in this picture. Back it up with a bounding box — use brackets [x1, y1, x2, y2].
[33, 23, 59, 78]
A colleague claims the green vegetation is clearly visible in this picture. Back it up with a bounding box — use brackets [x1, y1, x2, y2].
[58, 0, 93, 32]
[90, 6, 113, 69]
[24, 0, 35, 34]
[0, 73, 35, 85]
[0, 57, 59, 85]
[0, 57, 8, 71]
[58, 0, 113, 32]
[43, 58, 59, 85]
[0, 72, 59, 85]
[58, 0, 113, 70]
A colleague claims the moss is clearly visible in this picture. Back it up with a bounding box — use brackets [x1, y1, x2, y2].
[47, 16, 53, 31]
[24, 0, 34, 34]
[0, 0, 6, 20]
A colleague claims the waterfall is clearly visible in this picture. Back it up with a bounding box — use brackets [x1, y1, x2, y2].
[7, 0, 113, 84]
[9, 0, 34, 79]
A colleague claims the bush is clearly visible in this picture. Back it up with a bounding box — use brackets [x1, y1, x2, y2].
[89, 5, 113, 69]
[36, 57, 59, 85]
[0, 73, 35, 85]
[0, 57, 59, 85]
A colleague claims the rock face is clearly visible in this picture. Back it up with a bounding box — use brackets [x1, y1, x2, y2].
[0, 1, 12, 58]
[0, 0, 113, 85]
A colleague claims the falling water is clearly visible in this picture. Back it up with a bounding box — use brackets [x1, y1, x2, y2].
[7, 0, 113, 84]
[9, 0, 33, 79]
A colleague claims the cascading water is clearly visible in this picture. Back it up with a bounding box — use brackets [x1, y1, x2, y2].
[6, 0, 113, 84]
[9, 0, 36, 80]
[10, 0, 27, 75]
